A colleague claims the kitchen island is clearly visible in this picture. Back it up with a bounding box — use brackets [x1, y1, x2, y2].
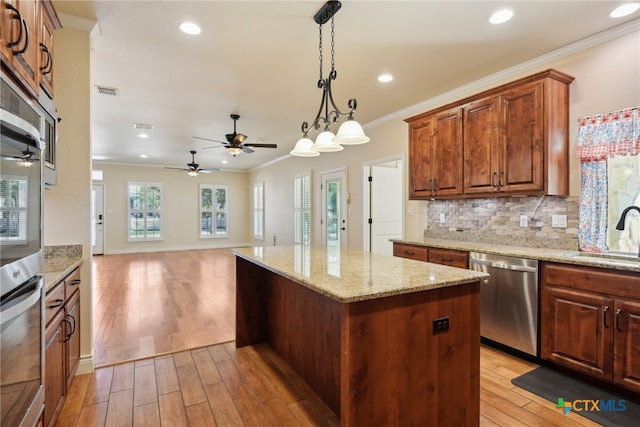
[232, 245, 488, 426]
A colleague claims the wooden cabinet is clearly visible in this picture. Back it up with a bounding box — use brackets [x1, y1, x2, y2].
[0, 0, 60, 98]
[540, 262, 640, 394]
[406, 69, 574, 199]
[393, 242, 468, 268]
[43, 267, 81, 427]
[408, 107, 463, 198]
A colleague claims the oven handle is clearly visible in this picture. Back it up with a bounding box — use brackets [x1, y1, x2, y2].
[0, 276, 43, 326]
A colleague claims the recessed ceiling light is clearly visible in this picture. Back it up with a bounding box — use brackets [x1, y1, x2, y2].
[378, 73, 393, 83]
[138, 133, 149, 138]
[489, 9, 514, 24]
[222, 160, 228, 165]
[140, 154, 148, 159]
[610, 2, 640, 18]
[179, 22, 201, 35]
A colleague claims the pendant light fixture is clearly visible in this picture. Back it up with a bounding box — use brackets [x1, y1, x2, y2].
[290, 0, 369, 157]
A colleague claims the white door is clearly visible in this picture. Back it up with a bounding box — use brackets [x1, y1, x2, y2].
[366, 159, 403, 255]
[92, 184, 105, 255]
[322, 169, 348, 249]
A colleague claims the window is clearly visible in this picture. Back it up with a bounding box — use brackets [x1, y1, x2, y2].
[200, 184, 228, 238]
[294, 173, 311, 245]
[128, 182, 162, 241]
[253, 182, 264, 240]
[0, 176, 28, 244]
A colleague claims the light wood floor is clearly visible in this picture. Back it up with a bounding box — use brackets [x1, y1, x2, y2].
[92, 249, 236, 366]
[73, 249, 601, 426]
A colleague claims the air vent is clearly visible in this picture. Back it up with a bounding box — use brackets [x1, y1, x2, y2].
[94, 85, 119, 96]
[133, 123, 154, 130]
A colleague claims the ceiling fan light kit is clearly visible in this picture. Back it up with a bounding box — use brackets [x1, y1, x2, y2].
[290, 0, 369, 158]
[165, 150, 219, 177]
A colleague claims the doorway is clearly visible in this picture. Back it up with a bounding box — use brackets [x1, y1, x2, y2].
[92, 183, 104, 255]
[321, 168, 348, 249]
[364, 157, 404, 255]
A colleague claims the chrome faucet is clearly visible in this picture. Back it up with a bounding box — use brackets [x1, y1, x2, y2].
[615, 205, 640, 257]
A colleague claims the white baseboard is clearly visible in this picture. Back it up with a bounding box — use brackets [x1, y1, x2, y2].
[103, 242, 255, 255]
[76, 354, 95, 375]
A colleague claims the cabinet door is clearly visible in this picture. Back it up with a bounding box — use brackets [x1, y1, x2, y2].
[500, 81, 544, 193]
[463, 96, 500, 194]
[540, 285, 613, 382]
[0, 0, 15, 62]
[613, 299, 640, 394]
[432, 108, 463, 197]
[39, 1, 55, 97]
[408, 117, 435, 199]
[8, 0, 39, 95]
[65, 290, 81, 390]
[44, 310, 65, 427]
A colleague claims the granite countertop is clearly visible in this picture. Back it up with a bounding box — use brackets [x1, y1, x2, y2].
[393, 237, 640, 273]
[232, 245, 488, 303]
[42, 245, 83, 293]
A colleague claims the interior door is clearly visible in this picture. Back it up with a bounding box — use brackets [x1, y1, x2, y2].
[370, 162, 403, 255]
[92, 184, 104, 255]
[322, 169, 348, 249]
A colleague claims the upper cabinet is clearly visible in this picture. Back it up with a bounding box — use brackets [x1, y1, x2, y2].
[406, 69, 574, 200]
[0, 0, 60, 99]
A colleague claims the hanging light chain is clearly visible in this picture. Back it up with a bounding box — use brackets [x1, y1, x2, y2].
[330, 17, 335, 73]
[318, 23, 324, 81]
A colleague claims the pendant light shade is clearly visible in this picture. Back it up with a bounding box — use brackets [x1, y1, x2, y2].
[313, 130, 343, 152]
[290, 137, 320, 157]
[333, 119, 370, 145]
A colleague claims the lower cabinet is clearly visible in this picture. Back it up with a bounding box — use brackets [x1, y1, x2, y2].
[393, 242, 469, 268]
[43, 267, 81, 427]
[540, 262, 640, 394]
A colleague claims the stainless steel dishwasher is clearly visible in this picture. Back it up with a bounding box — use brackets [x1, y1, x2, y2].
[469, 252, 539, 356]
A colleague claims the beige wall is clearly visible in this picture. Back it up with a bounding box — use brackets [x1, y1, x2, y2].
[92, 163, 251, 253]
[250, 29, 640, 249]
[43, 25, 93, 373]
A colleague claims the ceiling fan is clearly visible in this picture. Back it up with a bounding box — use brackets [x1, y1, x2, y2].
[164, 150, 219, 177]
[194, 114, 277, 157]
[0, 146, 39, 167]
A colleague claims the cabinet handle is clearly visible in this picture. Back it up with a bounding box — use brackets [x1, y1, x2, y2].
[6, 5, 22, 48]
[615, 308, 623, 332]
[63, 318, 73, 342]
[48, 298, 64, 309]
[68, 313, 76, 335]
[603, 306, 609, 328]
[498, 171, 504, 187]
[404, 250, 415, 256]
[491, 173, 497, 187]
[14, 17, 29, 55]
[438, 257, 454, 263]
[69, 279, 81, 286]
[433, 179, 438, 192]
[39, 43, 52, 73]
[427, 179, 432, 191]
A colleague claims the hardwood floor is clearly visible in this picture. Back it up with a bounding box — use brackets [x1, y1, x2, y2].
[74, 249, 601, 426]
[92, 249, 236, 366]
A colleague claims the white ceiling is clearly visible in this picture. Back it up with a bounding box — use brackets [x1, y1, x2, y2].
[52, 1, 640, 172]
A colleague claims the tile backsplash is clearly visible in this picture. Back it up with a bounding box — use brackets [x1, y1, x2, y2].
[424, 196, 579, 250]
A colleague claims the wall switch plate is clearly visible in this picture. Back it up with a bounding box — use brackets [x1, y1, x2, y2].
[439, 213, 446, 223]
[520, 215, 528, 227]
[552, 214, 568, 228]
[407, 207, 415, 216]
[433, 317, 450, 333]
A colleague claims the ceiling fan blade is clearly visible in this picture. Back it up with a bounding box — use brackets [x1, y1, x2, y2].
[199, 168, 219, 173]
[242, 146, 254, 154]
[243, 143, 278, 148]
[202, 145, 227, 150]
[1, 154, 28, 160]
[193, 136, 227, 145]
[164, 167, 188, 171]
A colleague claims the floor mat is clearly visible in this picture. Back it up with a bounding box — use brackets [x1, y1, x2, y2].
[511, 366, 639, 427]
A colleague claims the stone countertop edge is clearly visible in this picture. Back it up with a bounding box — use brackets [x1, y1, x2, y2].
[393, 237, 640, 273]
[232, 247, 488, 304]
[41, 256, 83, 293]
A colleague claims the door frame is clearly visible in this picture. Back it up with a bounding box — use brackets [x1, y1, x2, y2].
[321, 167, 348, 248]
[92, 183, 105, 255]
[363, 155, 405, 252]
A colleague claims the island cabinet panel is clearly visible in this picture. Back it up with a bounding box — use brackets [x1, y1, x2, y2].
[540, 262, 640, 394]
[235, 256, 481, 426]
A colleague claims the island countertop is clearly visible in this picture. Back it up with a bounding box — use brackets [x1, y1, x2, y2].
[232, 245, 488, 303]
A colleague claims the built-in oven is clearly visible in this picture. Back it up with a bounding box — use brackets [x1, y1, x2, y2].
[1, 71, 45, 427]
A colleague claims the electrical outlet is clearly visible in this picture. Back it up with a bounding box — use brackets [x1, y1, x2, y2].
[520, 215, 528, 227]
[439, 213, 446, 223]
[552, 215, 567, 228]
[433, 317, 450, 333]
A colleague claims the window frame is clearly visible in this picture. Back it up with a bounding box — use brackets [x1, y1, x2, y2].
[253, 181, 264, 240]
[199, 184, 229, 239]
[127, 182, 163, 242]
[293, 172, 312, 245]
